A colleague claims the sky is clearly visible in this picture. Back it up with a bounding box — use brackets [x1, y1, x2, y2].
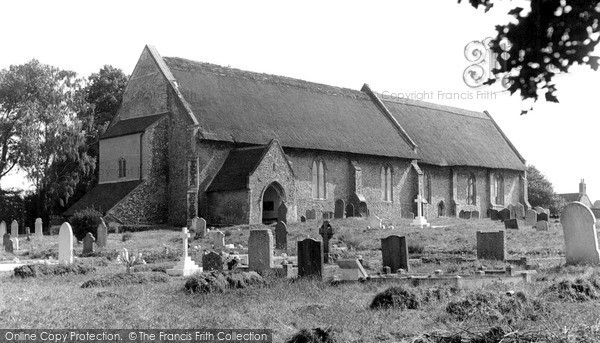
[0, 0, 599, 200]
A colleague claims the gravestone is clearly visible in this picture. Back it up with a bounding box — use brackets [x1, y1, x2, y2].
[202, 251, 223, 271]
[525, 209, 538, 226]
[381, 235, 409, 273]
[3, 233, 13, 253]
[300, 216, 306, 223]
[459, 210, 471, 219]
[213, 230, 225, 249]
[402, 211, 415, 219]
[561, 202, 600, 265]
[306, 209, 316, 220]
[35, 218, 43, 237]
[538, 212, 549, 222]
[534, 206, 545, 214]
[167, 227, 201, 276]
[319, 221, 334, 263]
[97, 220, 108, 249]
[504, 219, 519, 230]
[515, 203, 525, 219]
[471, 211, 480, 219]
[297, 238, 323, 279]
[336, 259, 369, 280]
[345, 203, 355, 217]
[195, 218, 207, 239]
[535, 220, 549, 231]
[507, 204, 516, 219]
[10, 220, 18, 238]
[489, 209, 499, 220]
[0, 221, 6, 237]
[58, 222, 74, 265]
[275, 221, 288, 250]
[476, 230, 505, 260]
[277, 202, 288, 224]
[25, 227, 30, 236]
[358, 202, 368, 217]
[334, 199, 345, 219]
[497, 208, 511, 222]
[82, 232, 95, 254]
[248, 229, 274, 273]
[11, 237, 19, 251]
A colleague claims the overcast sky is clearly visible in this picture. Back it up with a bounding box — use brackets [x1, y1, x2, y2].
[1, 0, 599, 201]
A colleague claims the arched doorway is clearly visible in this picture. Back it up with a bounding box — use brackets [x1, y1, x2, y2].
[438, 201, 445, 217]
[262, 182, 286, 224]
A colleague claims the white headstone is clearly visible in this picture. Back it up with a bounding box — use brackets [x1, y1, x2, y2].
[561, 202, 600, 265]
[11, 237, 19, 251]
[58, 222, 74, 265]
[10, 220, 18, 238]
[0, 221, 6, 237]
[35, 218, 43, 237]
[166, 227, 201, 276]
[213, 230, 225, 249]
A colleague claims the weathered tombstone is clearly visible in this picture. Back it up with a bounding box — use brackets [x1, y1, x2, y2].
[213, 230, 225, 249]
[497, 208, 511, 222]
[381, 235, 409, 273]
[202, 251, 223, 271]
[322, 211, 328, 220]
[525, 209, 538, 226]
[561, 202, 600, 265]
[275, 221, 288, 250]
[277, 202, 288, 224]
[476, 230, 505, 260]
[306, 209, 316, 220]
[460, 210, 471, 219]
[300, 216, 306, 223]
[534, 206, 545, 214]
[336, 259, 369, 280]
[515, 203, 525, 219]
[402, 211, 415, 219]
[504, 219, 519, 230]
[334, 199, 345, 219]
[489, 209, 499, 220]
[195, 218, 207, 239]
[58, 222, 74, 265]
[470, 211, 480, 219]
[0, 221, 6, 237]
[535, 220, 549, 231]
[507, 204, 516, 219]
[345, 203, 355, 217]
[96, 220, 108, 249]
[82, 232, 95, 254]
[248, 229, 274, 273]
[35, 218, 43, 237]
[538, 212, 549, 222]
[319, 221, 334, 263]
[358, 202, 368, 217]
[167, 227, 201, 276]
[297, 238, 323, 278]
[11, 237, 19, 251]
[3, 233, 13, 253]
[10, 220, 18, 238]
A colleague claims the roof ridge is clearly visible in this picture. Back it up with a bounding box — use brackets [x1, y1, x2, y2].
[381, 96, 488, 119]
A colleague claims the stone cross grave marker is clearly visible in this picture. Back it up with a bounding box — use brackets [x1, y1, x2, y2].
[334, 199, 345, 219]
[97, 220, 108, 249]
[167, 227, 201, 276]
[504, 219, 519, 230]
[319, 221, 334, 263]
[336, 259, 369, 281]
[476, 230, 505, 260]
[0, 221, 5, 238]
[535, 220, 549, 231]
[561, 202, 600, 265]
[297, 238, 323, 279]
[248, 229, 274, 273]
[381, 235, 409, 273]
[213, 230, 225, 249]
[82, 232, 95, 254]
[275, 221, 287, 250]
[35, 218, 43, 237]
[10, 220, 18, 238]
[525, 209, 538, 226]
[345, 203, 355, 217]
[58, 222, 74, 265]
[507, 204, 516, 219]
[412, 195, 430, 227]
[278, 202, 288, 224]
[202, 251, 223, 271]
[3, 233, 13, 253]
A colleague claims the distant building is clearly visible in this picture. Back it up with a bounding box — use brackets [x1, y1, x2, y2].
[559, 179, 592, 208]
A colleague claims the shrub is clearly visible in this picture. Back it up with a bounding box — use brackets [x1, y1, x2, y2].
[285, 328, 338, 343]
[14, 264, 96, 278]
[184, 271, 265, 293]
[546, 275, 600, 301]
[70, 209, 103, 241]
[370, 286, 421, 310]
[81, 272, 169, 288]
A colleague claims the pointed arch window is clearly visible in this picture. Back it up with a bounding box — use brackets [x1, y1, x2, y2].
[466, 173, 476, 205]
[423, 171, 432, 203]
[312, 159, 326, 199]
[381, 166, 393, 201]
[494, 173, 504, 205]
[118, 157, 127, 178]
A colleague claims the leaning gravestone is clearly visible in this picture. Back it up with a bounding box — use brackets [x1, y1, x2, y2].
[3, 233, 13, 253]
[334, 199, 345, 219]
[278, 202, 288, 224]
[476, 230, 505, 260]
[202, 251, 223, 271]
[535, 220, 549, 231]
[35, 218, 43, 237]
[275, 221, 287, 250]
[381, 235, 409, 273]
[319, 221, 334, 263]
[297, 238, 323, 279]
[561, 202, 600, 265]
[525, 209, 538, 227]
[82, 232, 95, 254]
[0, 221, 6, 237]
[515, 203, 525, 219]
[345, 203, 355, 217]
[58, 222, 74, 265]
[504, 219, 519, 230]
[96, 220, 108, 248]
[248, 229, 274, 273]
[10, 220, 18, 238]
[336, 259, 369, 280]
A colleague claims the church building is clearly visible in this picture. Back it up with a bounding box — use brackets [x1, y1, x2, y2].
[65, 46, 530, 226]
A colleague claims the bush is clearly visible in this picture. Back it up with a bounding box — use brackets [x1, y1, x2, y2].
[285, 328, 338, 343]
[14, 264, 96, 278]
[546, 275, 600, 301]
[408, 242, 425, 254]
[184, 271, 265, 293]
[81, 272, 169, 288]
[70, 209, 103, 241]
[370, 286, 421, 310]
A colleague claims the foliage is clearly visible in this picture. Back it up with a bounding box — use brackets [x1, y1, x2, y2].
[13, 263, 95, 278]
[115, 248, 146, 274]
[80, 272, 168, 288]
[0, 188, 23, 224]
[370, 286, 422, 310]
[70, 208, 103, 241]
[546, 274, 600, 301]
[285, 328, 338, 343]
[184, 271, 265, 293]
[527, 164, 556, 208]
[459, 0, 600, 112]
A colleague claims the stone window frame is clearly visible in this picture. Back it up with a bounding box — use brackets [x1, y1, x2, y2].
[494, 173, 505, 205]
[311, 159, 327, 200]
[380, 165, 393, 202]
[118, 157, 127, 179]
[466, 172, 476, 205]
[423, 170, 432, 203]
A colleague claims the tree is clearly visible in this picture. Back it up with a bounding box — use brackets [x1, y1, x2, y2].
[459, 0, 600, 113]
[527, 164, 556, 208]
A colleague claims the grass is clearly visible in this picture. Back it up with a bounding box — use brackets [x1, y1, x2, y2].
[1, 216, 600, 342]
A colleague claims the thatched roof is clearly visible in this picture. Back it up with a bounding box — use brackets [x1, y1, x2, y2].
[63, 180, 143, 216]
[102, 113, 166, 139]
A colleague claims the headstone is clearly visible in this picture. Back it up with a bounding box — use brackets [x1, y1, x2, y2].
[497, 208, 511, 222]
[275, 221, 287, 250]
[213, 230, 225, 249]
[202, 251, 223, 271]
[195, 218, 207, 238]
[535, 220, 549, 231]
[334, 199, 345, 219]
[358, 202, 368, 217]
[345, 203, 355, 217]
[10, 220, 18, 238]
[3, 233, 13, 253]
[35, 218, 43, 237]
[319, 221, 334, 263]
[306, 209, 316, 220]
[534, 206, 545, 214]
[0, 221, 5, 237]
[300, 216, 306, 223]
[97, 220, 108, 248]
[459, 210, 471, 219]
[515, 203, 525, 219]
[403, 211, 415, 219]
[489, 209, 499, 220]
[11, 237, 19, 251]
[167, 227, 202, 276]
[82, 232, 95, 254]
[504, 218, 519, 230]
[470, 211, 480, 219]
[476, 230, 505, 260]
[58, 222, 74, 265]
[336, 259, 369, 280]
[277, 202, 288, 224]
[561, 202, 600, 265]
[297, 238, 323, 279]
[537, 212, 549, 222]
[248, 229, 274, 273]
[525, 209, 538, 226]
[381, 235, 409, 273]
[507, 204, 516, 219]
[25, 227, 30, 235]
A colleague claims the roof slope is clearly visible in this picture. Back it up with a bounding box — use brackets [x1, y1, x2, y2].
[206, 146, 268, 192]
[63, 180, 143, 216]
[559, 193, 583, 203]
[162, 57, 417, 159]
[383, 98, 526, 170]
[102, 113, 166, 139]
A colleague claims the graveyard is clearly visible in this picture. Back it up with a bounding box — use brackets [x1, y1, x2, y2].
[2, 207, 600, 342]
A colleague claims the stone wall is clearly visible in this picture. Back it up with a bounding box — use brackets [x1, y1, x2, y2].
[98, 134, 141, 183]
[206, 189, 250, 225]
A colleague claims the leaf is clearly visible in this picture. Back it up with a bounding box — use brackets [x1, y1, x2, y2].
[545, 92, 559, 103]
[588, 56, 600, 71]
[508, 7, 524, 16]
